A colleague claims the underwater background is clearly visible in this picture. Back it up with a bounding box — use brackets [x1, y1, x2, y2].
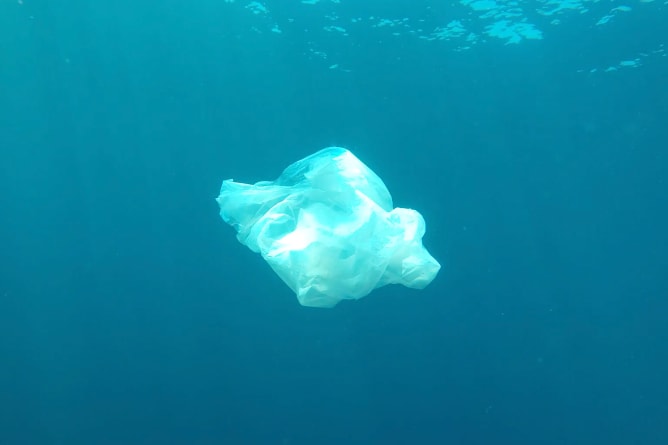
[1, 1, 667, 444]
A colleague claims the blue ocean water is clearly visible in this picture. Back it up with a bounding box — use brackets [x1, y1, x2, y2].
[1, 1, 667, 444]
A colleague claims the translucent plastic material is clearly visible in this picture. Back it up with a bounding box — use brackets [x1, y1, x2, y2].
[216, 147, 441, 308]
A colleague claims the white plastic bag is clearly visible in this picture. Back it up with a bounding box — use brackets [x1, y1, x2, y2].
[217, 147, 440, 308]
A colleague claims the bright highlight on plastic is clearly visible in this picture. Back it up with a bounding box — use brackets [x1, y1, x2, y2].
[216, 147, 440, 308]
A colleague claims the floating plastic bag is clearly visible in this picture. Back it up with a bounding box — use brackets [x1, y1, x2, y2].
[216, 147, 441, 308]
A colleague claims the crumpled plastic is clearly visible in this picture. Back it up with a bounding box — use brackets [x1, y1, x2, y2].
[216, 147, 441, 308]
